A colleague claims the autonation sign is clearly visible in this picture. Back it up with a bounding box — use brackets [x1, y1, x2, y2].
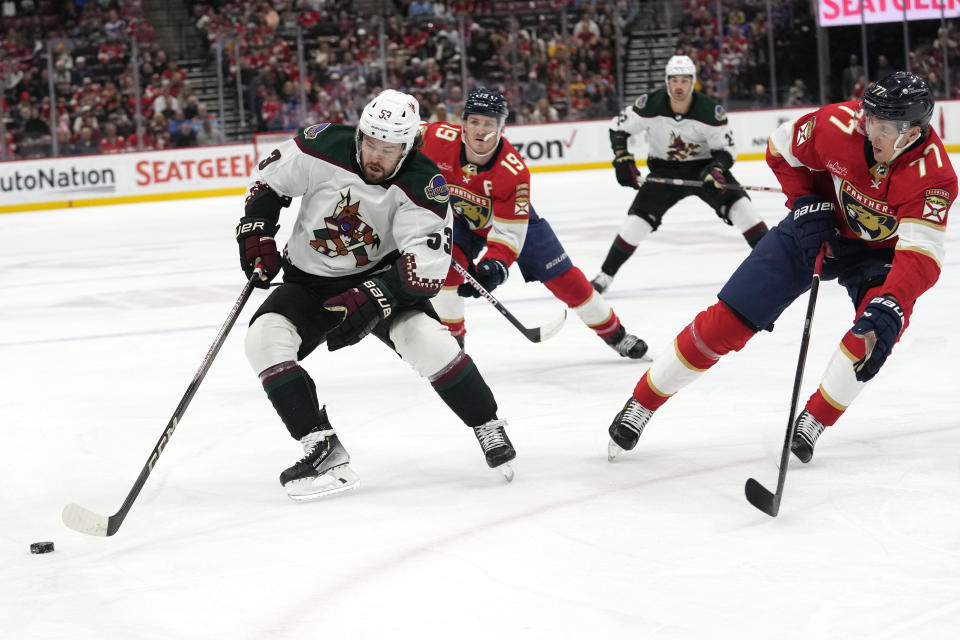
[818, 0, 960, 26]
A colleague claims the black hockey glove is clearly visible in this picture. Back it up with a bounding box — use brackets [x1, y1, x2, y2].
[699, 161, 727, 193]
[457, 258, 508, 298]
[323, 278, 394, 351]
[236, 216, 281, 288]
[851, 295, 904, 382]
[785, 195, 838, 267]
[609, 130, 639, 189]
[612, 150, 640, 189]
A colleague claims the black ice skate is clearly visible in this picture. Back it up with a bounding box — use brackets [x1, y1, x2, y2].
[280, 409, 360, 501]
[590, 272, 614, 294]
[473, 418, 516, 482]
[791, 409, 826, 464]
[604, 326, 649, 359]
[607, 397, 654, 462]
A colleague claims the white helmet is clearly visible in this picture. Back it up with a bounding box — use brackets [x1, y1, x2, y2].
[356, 89, 420, 178]
[665, 55, 696, 85]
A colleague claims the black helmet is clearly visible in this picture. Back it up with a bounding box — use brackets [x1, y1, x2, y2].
[861, 71, 934, 132]
[464, 87, 509, 122]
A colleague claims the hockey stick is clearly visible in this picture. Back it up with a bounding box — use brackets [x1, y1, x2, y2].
[744, 246, 827, 517]
[451, 260, 566, 343]
[642, 175, 783, 194]
[62, 271, 262, 536]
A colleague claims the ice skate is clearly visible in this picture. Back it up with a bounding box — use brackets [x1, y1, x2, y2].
[280, 416, 360, 501]
[607, 397, 653, 462]
[604, 326, 649, 359]
[473, 418, 516, 482]
[791, 409, 826, 464]
[591, 272, 614, 294]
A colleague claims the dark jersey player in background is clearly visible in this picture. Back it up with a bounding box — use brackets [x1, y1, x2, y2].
[591, 55, 769, 294]
[423, 87, 648, 359]
[605, 72, 954, 464]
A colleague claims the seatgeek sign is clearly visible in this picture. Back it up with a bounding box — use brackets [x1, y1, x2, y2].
[817, 0, 960, 26]
[0, 144, 255, 212]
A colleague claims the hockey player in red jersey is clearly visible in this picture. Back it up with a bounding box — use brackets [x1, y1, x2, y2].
[422, 87, 648, 359]
[605, 71, 954, 463]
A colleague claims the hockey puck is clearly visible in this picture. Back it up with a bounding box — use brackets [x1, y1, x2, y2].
[30, 541, 55, 554]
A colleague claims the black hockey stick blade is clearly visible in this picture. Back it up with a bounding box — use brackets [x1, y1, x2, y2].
[452, 260, 567, 343]
[744, 478, 780, 517]
[62, 273, 260, 537]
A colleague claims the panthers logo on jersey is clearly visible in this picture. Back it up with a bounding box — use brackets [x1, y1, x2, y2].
[448, 184, 492, 230]
[840, 181, 898, 241]
[309, 189, 381, 266]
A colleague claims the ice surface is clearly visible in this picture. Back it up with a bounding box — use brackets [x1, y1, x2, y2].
[3, 159, 960, 639]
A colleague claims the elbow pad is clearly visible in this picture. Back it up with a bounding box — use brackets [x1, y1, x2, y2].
[244, 180, 292, 222]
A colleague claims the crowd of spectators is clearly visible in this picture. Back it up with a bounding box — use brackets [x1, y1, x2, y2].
[1, 0, 227, 158]
[5, 0, 953, 161]
[188, 0, 633, 133]
[673, 0, 818, 107]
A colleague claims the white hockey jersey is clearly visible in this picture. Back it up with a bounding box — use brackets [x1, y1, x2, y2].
[250, 123, 453, 300]
[611, 88, 736, 164]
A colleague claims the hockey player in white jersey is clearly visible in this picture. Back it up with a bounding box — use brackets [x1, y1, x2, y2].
[237, 89, 516, 501]
[591, 55, 769, 294]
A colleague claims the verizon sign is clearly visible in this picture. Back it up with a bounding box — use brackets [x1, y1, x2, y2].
[818, 0, 960, 26]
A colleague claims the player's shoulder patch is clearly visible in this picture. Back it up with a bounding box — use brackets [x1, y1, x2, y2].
[303, 122, 332, 139]
[424, 173, 449, 204]
[795, 116, 815, 147]
[922, 187, 950, 224]
[634, 94, 648, 110]
[714, 105, 727, 122]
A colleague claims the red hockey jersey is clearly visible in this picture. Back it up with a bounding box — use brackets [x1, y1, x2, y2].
[767, 100, 955, 313]
[420, 121, 530, 266]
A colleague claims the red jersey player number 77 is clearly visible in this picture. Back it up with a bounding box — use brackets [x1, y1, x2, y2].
[606, 71, 955, 469]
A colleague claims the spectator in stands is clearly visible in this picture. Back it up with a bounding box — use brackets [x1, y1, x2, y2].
[69, 126, 101, 155]
[99, 122, 126, 153]
[750, 83, 771, 107]
[785, 78, 812, 106]
[873, 54, 895, 82]
[153, 85, 180, 119]
[71, 56, 92, 86]
[841, 54, 864, 100]
[172, 120, 198, 147]
[531, 97, 559, 122]
[521, 70, 547, 108]
[196, 117, 226, 146]
[408, 1, 434, 17]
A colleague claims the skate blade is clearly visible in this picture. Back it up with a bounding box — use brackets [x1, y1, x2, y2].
[497, 462, 514, 483]
[286, 464, 361, 502]
[607, 440, 624, 463]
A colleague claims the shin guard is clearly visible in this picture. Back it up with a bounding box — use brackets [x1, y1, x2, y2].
[259, 361, 328, 440]
[429, 352, 498, 427]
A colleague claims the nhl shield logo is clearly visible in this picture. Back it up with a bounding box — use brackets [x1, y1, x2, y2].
[309, 190, 380, 266]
